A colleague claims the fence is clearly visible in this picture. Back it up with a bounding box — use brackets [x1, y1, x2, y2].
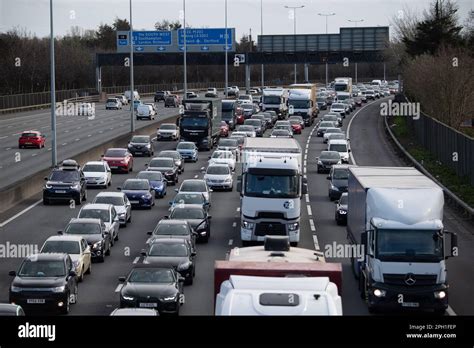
[403, 96, 474, 186]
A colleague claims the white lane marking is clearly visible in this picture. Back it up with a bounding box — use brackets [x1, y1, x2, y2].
[62, 143, 67, 146]
[236, 207, 240, 212]
[313, 234, 320, 250]
[307, 205, 312, 216]
[303, 167, 306, 174]
[309, 219, 316, 232]
[6, 147, 11, 150]
[31, 153, 37, 157]
[303, 174, 307, 179]
[194, 174, 198, 178]
[87, 134, 92, 137]
[48, 148, 52, 151]
[305, 194, 309, 203]
[12, 133, 21, 136]
[305, 149, 308, 155]
[0, 136, 8, 140]
[76, 127, 81, 130]
[304, 160, 307, 166]
[0, 199, 42, 228]
[75, 138, 80, 141]
[232, 222, 237, 228]
[110, 127, 114, 130]
[41, 126, 48, 129]
[114, 284, 123, 293]
[228, 239, 233, 246]
[133, 257, 139, 264]
[447, 305, 457, 316]
[65, 130, 69, 133]
[99, 131, 104, 134]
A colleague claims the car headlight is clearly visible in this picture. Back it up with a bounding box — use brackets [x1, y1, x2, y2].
[434, 290, 446, 299]
[71, 184, 80, 189]
[10, 286, 22, 292]
[72, 260, 79, 268]
[141, 194, 151, 199]
[373, 289, 386, 298]
[127, 144, 133, 148]
[331, 184, 339, 191]
[45, 184, 52, 189]
[288, 222, 299, 231]
[161, 294, 178, 301]
[338, 210, 347, 215]
[51, 286, 65, 293]
[317, 160, 323, 165]
[122, 295, 135, 301]
[146, 144, 151, 148]
[118, 212, 126, 217]
[242, 221, 254, 229]
[225, 178, 232, 183]
[166, 171, 174, 176]
[177, 262, 191, 271]
[92, 241, 102, 249]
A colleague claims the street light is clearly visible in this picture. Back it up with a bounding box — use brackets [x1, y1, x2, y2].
[284, 5, 305, 84]
[225, 0, 228, 98]
[348, 19, 364, 84]
[129, 0, 135, 132]
[50, 0, 57, 166]
[318, 12, 335, 87]
[260, 0, 264, 88]
[183, 0, 187, 96]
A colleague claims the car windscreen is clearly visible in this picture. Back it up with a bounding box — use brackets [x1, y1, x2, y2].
[333, 169, 349, 180]
[160, 125, 176, 130]
[94, 196, 124, 205]
[272, 130, 289, 136]
[238, 126, 254, 132]
[21, 132, 39, 137]
[105, 149, 127, 157]
[244, 120, 261, 127]
[158, 151, 179, 159]
[320, 152, 341, 160]
[288, 100, 310, 108]
[154, 223, 190, 236]
[123, 180, 150, 190]
[329, 144, 348, 152]
[174, 193, 204, 205]
[65, 222, 101, 235]
[137, 172, 163, 181]
[325, 128, 342, 134]
[50, 170, 80, 182]
[181, 118, 208, 128]
[42, 241, 80, 254]
[83, 164, 105, 172]
[177, 143, 195, 150]
[79, 209, 110, 222]
[331, 103, 345, 109]
[319, 122, 335, 128]
[131, 136, 149, 143]
[171, 208, 205, 219]
[181, 181, 206, 192]
[18, 260, 66, 277]
[222, 102, 235, 111]
[339, 195, 348, 205]
[263, 96, 281, 104]
[218, 139, 237, 147]
[207, 166, 230, 175]
[148, 243, 188, 257]
[128, 268, 175, 283]
[149, 159, 173, 168]
[212, 151, 232, 159]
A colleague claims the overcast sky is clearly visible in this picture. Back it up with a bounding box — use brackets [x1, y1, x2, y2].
[1, 0, 472, 40]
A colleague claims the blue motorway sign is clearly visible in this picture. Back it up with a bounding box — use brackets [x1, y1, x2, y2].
[131, 31, 172, 46]
[178, 28, 233, 45]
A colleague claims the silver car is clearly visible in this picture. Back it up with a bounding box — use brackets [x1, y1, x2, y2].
[77, 203, 120, 243]
[93, 192, 132, 227]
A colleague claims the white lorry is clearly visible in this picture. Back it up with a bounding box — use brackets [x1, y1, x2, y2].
[334, 77, 352, 94]
[287, 84, 318, 126]
[214, 236, 343, 315]
[237, 138, 305, 245]
[348, 166, 458, 314]
[261, 87, 288, 119]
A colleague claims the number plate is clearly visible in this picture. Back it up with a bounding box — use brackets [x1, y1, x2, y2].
[139, 302, 157, 308]
[110, 166, 118, 169]
[55, 190, 66, 193]
[27, 299, 45, 304]
[130, 200, 139, 204]
[134, 152, 142, 155]
[401, 302, 419, 308]
[25, 142, 32, 145]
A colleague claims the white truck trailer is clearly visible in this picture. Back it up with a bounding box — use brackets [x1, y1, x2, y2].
[237, 138, 305, 245]
[348, 166, 458, 314]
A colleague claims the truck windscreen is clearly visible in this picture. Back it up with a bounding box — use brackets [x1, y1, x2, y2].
[289, 100, 310, 108]
[245, 174, 298, 198]
[181, 117, 208, 128]
[334, 84, 348, 92]
[376, 229, 443, 262]
[263, 96, 281, 104]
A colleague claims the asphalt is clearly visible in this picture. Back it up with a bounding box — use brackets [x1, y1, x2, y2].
[0, 96, 472, 316]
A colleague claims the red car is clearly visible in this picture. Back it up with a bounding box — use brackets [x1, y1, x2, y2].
[18, 131, 46, 149]
[220, 121, 229, 137]
[102, 148, 133, 173]
[289, 120, 302, 134]
[235, 107, 245, 125]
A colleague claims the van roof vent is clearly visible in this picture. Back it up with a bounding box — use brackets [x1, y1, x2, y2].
[264, 236, 290, 252]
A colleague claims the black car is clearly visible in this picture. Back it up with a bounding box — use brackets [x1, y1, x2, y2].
[154, 91, 170, 102]
[9, 253, 78, 314]
[43, 159, 87, 205]
[127, 135, 154, 157]
[146, 219, 197, 253]
[221, 100, 238, 130]
[335, 192, 348, 225]
[142, 239, 196, 285]
[316, 151, 342, 173]
[62, 218, 111, 262]
[0, 304, 25, 316]
[327, 165, 351, 200]
[146, 157, 179, 185]
[157, 150, 184, 174]
[167, 204, 211, 243]
[119, 266, 184, 315]
[317, 97, 328, 110]
[164, 94, 180, 107]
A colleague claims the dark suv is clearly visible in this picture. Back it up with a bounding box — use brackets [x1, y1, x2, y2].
[43, 159, 87, 205]
[154, 91, 170, 103]
[221, 100, 238, 130]
[327, 164, 352, 200]
[9, 253, 78, 314]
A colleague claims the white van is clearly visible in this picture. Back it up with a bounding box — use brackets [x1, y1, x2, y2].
[215, 275, 343, 316]
[124, 90, 140, 102]
[136, 104, 156, 120]
[328, 139, 350, 163]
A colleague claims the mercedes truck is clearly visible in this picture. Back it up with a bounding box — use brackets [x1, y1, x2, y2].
[177, 98, 222, 151]
[237, 138, 306, 246]
[287, 84, 318, 126]
[347, 166, 458, 314]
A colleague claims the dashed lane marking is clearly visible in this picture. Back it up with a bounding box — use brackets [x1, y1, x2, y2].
[305, 194, 309, 203]
[232, 222, 237, 228]
[309, 219, 316, 232]
[0, 199, 42, 228]
[307, 205, 312, 216]
[313, 234, 320, 250]
[133, 257, 139, 264]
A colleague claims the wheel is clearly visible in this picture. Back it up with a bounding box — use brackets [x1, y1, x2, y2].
[85, 262, 91, 274]
[75, 194, 82, 206]
[108, 180, 111, 187]
[242, 240, 251, 247]
[185, 275, 193, 285]
[129, 166, 133, 173]
[127, 214, 131, 223]
[78, 267, 84, 282]
[83, 190, 87, 201]
[114, 231, 119, 241]
[43, 198, 50, 205]
[61, 292, 71, 314]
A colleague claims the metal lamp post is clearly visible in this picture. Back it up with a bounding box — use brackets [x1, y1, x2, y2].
[285, 5, 305, 85]
[318, 12, 335, 87]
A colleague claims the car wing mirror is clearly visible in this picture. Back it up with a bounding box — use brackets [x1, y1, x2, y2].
[140, 249, 147, 256]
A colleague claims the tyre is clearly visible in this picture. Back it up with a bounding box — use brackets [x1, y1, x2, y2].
[85, 262, 91, 274]
[114, 231, 119, 241]
[105, 244, 111, 256]
[61, 293, 70, 314]
[78, 267, 84, 282]
[43, 198, 50, 205]
[185, 275, 193, 285]
[75, 194, 82, 206]
[83, 190, 87, 201]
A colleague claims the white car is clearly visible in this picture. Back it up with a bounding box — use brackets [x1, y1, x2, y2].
[40, 235, 92, 282]
[82, 161, 112, 188]
[115, 95, 128, 105]
[236, 125, 256, 138]
[124, 90, 140, 102]
[77, 204, 120, 243]
[238, 94, 253, 104]
[157, 123, 179, 141]
[176, 179, 212, 206]
[205, 88, 218, 98]
[330, 103, 347, 118]
[136, 104, 156, 120]
[93, 192, 132, 227]
[204, 164, 233, 191]
[328, 139, 350, 163]
[323, 128, 344, 143]
[106, 98, 122, 110]
[209, 150, 236, 171]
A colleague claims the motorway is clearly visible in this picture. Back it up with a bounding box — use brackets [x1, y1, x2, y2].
[0, 97, 180, 189]
[0, 96, 473, 315]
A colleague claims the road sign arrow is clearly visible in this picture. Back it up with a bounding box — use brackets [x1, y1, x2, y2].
[157, 46, 166, 51]
[201, 46, 209, 51]
[135, 46, 144, 52]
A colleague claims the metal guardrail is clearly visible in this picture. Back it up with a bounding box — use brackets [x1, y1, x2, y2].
[0, 95, 100, 115]
[384, 114, 474, 218]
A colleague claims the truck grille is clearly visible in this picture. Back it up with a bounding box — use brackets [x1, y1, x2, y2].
[255, 222, 286, 236]
[257, 212, 284, 219]
[383, 274, 438, 286]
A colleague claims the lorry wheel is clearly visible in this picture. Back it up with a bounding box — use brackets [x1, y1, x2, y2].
[351, 257, 360, 280]
[290, 242, 298, 247]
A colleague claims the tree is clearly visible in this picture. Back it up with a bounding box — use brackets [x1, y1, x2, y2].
[113, 18, 130, 31]
[402, 0, 463, 56]
[154, 20, 182, 31]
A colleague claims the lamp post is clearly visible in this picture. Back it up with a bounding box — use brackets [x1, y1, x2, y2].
[183, 0, 187, 96]
[50, 0, 57, 166]
[318, 12, 335, 87]
[225, 0, 228, 97]
[285, 5, 305, 84]
[260, 0, 264, 88]
[348, 19, 364, 84]
[129, 0, 135, 132]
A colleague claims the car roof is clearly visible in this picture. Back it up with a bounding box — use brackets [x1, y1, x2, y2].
[321, 151, 341, 155]
[171, 203, 204, 210]
[177, 141, 195, 145]
[80, 203, 112, 210]
[151, 157, 173, 161]
[158, 219, 190, 225]
[44, 235, 83, 243]
[328, 139, 348, 145]
[95, 192, 125, 198]
[84, 161, 106, 166]
[69, 217, 102, 224]
[149, 238, 188, 245]
[182, 179, 206, 184]
[25, 253, 67, 261]
[21, 130, 40, 133]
